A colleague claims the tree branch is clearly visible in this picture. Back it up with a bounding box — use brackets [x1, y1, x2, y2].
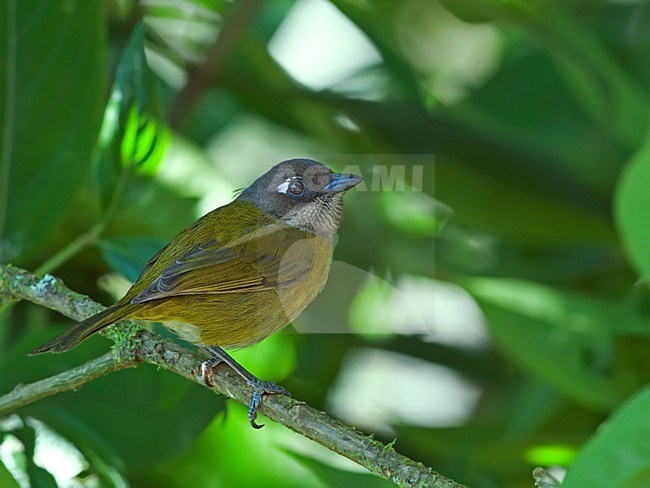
[0, 264, 466, 488]
[0, 351, 135, 416]
[168, 0, 262, 128]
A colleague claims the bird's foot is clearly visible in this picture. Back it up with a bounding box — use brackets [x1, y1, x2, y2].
[200, 357, 221, 387]
[248, 379, 290, 429]
[201, 346, 289, 429]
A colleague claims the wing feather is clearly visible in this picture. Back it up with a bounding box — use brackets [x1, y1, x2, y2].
[130, 226, 313, 303]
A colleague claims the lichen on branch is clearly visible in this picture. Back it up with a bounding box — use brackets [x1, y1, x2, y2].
[0, 264, 465, 488]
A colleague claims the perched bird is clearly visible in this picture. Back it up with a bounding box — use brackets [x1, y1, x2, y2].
[31, 159, 362, 427]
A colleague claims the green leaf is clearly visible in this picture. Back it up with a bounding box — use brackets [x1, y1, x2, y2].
[457, 46, 625, 194]
[440, 0, 649, 147]
[438, 0, 541, 24]
[434, 159, 613, 246]
[143, 0, 222, 69]
[543, 13, 649, 148]
[615, 135, 650, 279]
[563, 387, 650, 487]
[0, 0, 106, 263]
[465, 278, 649, 409]
[329, 0, 423, 101]
[284, 449, 394, 487]
[0, 459, 18, 488]
[135, 403, 327, 487]
[98, 236, 168, 282]
[120, 108, 169, 176]
[94, 22, 169, 207]
[114, 22, 169, 175]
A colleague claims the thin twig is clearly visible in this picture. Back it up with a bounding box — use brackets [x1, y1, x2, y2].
[0, 352, 136, 417]
[34, 167, 130, 276]
[168, 0, 262, 128]
[0, 264, 466, 488]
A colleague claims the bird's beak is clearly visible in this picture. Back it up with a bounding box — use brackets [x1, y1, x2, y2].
[323, 173, 364, 193]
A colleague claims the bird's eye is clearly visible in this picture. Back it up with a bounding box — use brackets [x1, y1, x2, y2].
[289, 179, 304, 195]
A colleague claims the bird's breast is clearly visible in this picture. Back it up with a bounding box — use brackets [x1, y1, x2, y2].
[274, 235, 333, 323]
[137, 235, 334, 349]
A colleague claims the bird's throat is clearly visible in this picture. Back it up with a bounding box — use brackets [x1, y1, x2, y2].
[279, 194, 344, 238]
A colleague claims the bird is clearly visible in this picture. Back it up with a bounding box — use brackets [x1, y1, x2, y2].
[30, 158, 363, 428]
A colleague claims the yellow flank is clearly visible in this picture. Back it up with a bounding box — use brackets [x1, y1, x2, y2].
[130, 232, 333, 348]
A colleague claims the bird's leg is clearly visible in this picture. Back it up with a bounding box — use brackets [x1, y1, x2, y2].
[203, 345, 290, 429]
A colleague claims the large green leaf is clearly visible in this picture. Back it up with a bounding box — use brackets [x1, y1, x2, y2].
[465, 277, 649, 409]
[133, 403, 328, 487]
[284, 450, 394, 487]
[563, 387, 650, 487]
[441, 0, 649, 148]
[94, 22, 169, 208]
[614, 135, 650, 279]
[0, 0, 106, 263]
[540, 6, 649, 149]
[0, 459, 18, 488]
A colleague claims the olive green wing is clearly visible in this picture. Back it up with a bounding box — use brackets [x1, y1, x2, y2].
[130, 225, 314, 304]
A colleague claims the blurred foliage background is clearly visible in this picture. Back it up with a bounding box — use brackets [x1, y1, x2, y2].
[2, 0, 650, 486]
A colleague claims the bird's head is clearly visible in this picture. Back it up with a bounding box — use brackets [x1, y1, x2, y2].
[240, 159, 363, 237]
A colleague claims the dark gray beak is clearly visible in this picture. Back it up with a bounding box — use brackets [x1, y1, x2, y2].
[323, 173, 364, 193]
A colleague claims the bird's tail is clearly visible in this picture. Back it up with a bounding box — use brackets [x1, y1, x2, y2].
[29, 304, 136, 355]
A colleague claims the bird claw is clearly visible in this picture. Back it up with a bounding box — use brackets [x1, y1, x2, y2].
[200, 358, 220, 387]
[201, 348, 289, 429]
[248, 380, 290, 429]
